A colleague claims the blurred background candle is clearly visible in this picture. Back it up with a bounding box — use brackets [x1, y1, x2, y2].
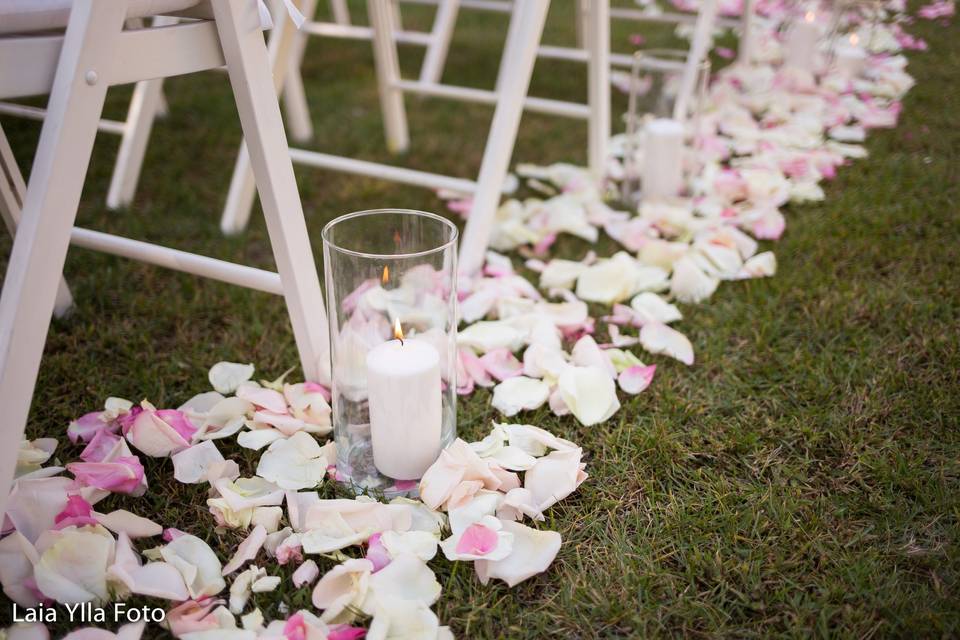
[366, 319, 442, 480]
[834, 33, 866, 76]
[642, 118, 685, 200]
[784, 11, 820, 71]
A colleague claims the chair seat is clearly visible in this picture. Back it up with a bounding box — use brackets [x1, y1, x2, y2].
[0, 0, 202, 35]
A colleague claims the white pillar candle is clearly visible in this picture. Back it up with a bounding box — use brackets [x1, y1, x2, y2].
[834, 34, 866, 77]
[784, 11, 819, 72]
[834, 44, 866, 76]
[642, 118, 685, 201]
[365, 332, 442, 480]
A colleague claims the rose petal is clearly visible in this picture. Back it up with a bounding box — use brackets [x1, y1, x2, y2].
[209, 362, 255, 394]
[491, 377, 550, 417]
[223, 525, 268, 575]
[557, 366, 620, 426]
[639, 322, 695, 365]
[474, 520, 562, 587]
[617, 364, 656, 395]
[172, 441, 226, 484]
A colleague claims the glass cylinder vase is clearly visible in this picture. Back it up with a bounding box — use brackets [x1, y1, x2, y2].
[321, 209, 458, 496]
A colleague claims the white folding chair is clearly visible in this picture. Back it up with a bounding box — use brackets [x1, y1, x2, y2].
[219, 0, 609, 275]
[0, 16, 174, 211]
[0, 0, 330, 516]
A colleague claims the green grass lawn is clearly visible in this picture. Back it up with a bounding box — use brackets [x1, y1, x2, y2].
[2, 2, 958, 637]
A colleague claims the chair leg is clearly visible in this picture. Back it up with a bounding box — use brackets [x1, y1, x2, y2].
[0, 126, 74, 318]
[672, 0, 717, 122]
[737, 0, 757, 64]
[575, 0, 588, 49]
[368, 0, 410, 153]
[494, 0, 525, 93]
[0, 0, 126, 519]
[283, 0, 319, 143]
[330, 0, 351, 24]
[220, 0, 305, 235]
[459, 0, 549, 277]
[418, 0, 460, 84]
[105, 77, 166, 209]
[587, 0, 610, 180]
[211, 0, 331, 384]
[105, 15, 179, 210]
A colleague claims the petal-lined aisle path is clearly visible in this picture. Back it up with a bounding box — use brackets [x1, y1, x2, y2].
[1, 1, 958, 638]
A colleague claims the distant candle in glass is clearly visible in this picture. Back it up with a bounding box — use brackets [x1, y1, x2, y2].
[784, 11, 819, 72]
[835, 33, 866, 76]
[642, 118, 685, 201]
[365, 318, 442, 480]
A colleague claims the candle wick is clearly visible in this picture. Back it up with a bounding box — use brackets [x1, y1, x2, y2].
[398, 336, 404, 346]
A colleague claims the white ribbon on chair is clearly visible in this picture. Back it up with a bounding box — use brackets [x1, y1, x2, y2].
[257, 0, 307, 29]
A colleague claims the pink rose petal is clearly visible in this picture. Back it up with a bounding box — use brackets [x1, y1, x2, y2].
[66, 456, 146, 496]
[617, 365, 656, 395]
[54, 496, 97, 529]
[79, 430, 122, 463]
[67, 411, 110, 444]
[365, 533, 392, 572]
[479, 349, 523, 382]
[456, 523, 500, 556]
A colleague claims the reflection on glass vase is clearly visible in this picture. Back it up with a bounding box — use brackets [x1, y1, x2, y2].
[321, 209, 458, 497]
[621, 48, 710, 207]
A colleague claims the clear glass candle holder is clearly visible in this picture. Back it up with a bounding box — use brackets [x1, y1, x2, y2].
[621, 49, 710, 206]
[322, 209, 458, 496]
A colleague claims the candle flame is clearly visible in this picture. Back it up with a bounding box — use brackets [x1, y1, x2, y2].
[381, 265, 390, 285]
[849, 32, 859, 45]
[804, 10, 815, 21]
[393, 317, 404, 344]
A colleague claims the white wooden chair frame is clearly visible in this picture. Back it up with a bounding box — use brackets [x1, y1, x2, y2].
[0, 16, 175, 212]
[220, 0, 610, 276]
[0, 0, 331, 516]
[392, 0, 754, 67]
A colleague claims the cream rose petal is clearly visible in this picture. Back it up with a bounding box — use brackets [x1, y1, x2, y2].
[365, 599, 440, 640]
[524, 449, 588, 511]
[222, 525, 268, 576]
[208, 362, 255, 394]
[172, 441, 226, 484]
[491, 377, 550, 417]
[474, 520, 562, 587]
[213, 477, 285, 511]
[630, 292, 683, 325]
[311, 558, 374, 623]
[380, 531, 439, 563]
[236, 428, 286, 451]
[570, 335, 616, 378]
[640, 322, 695, 365]
[670, 256, 719, 304]
[108, 532, 188, 601]
[159, 534, 227, 599]
[33, 525, 115, 604]
[736, 251, 777, 279]
[457, 321, 527, 354]
[256, 431, 329, 490]
[557, 365, 620, 426]
[500, 423, 578, 456]
[94, 510, 163, 539]
[292, 559, 320, 588]
[366, 553, 441, 608]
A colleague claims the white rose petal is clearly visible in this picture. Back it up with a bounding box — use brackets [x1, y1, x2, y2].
[209, 362, 255, 394]
[491, 377, 550, 417]
[639, 322, 695, 365]
[557, 366, 620, 427]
